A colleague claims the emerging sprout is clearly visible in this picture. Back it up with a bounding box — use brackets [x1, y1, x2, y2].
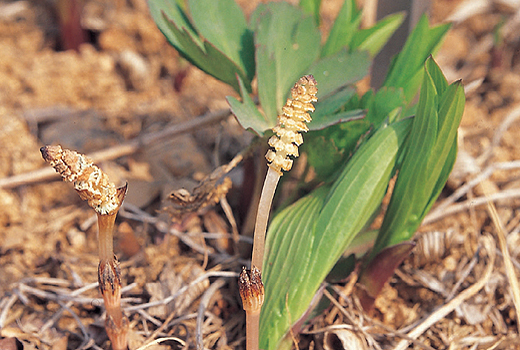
[40, 145, 126, 215]
[242, 75, 317, 350]
[239, 266, 265, 315]
[41, 145, 129, 350]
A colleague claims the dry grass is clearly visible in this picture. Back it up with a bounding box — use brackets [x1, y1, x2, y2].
[2, 0, 520, 349]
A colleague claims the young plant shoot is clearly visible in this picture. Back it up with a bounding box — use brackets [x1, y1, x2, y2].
[239, 75, 317, 350]
[40, 145, 129, 350]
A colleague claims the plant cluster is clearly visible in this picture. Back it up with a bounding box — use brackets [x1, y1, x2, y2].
[148, 0, 465, 349]
[38, 0, 466, 349]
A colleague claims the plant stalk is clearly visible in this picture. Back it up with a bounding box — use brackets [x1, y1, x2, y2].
[97, 211, 128, 350]
[246, 168, 279, 350]
[40, 145, 129, 350]
[251, 167, 280, 273]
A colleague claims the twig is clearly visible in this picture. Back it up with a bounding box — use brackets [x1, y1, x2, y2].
[477, 105, 520, 165]
[58, 301, 92, 344]
[323, 289, 383, 350]
[425, 160, 520, 223]
[135, 337, 186, 350]
[17, 283, 140, 306]
[392, 235, 496, 350]
[0, 294, 18, 328]
[196, 279, 226, 350]
[424, 187, 520, 224]
[445, 251, 478, 301]
[486, 194, 520, 334]
[0, 108, 230, 189]
[124, 271, 238, 312]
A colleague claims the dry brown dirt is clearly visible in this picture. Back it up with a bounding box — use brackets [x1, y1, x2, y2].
[1, 0, 520, 349]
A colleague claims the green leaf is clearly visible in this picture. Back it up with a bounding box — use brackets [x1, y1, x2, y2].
[364, 87, 407, 127]
[261, 186, 329, 350]
[304, 135, 346, 179]
[321, 0, 361, 57]
[227, 76, 270, 135]
[253, 2, 321, 126]
[304, 118, 370, 180]
[188, 0, 255, 81]
[423, 138, 457, 215]
[425, 55, 449, 96]
[382, 14, 450, 103]
[308, 87, 364, 130]
[299, 0, 322, 25]
[309, 49, 370, 98]
[309, 108, 364, 131]
[350, 12, 405, 56]
[149, 0, 251, 93]
[371, 57, 465, 259]
[149, 0, 199, 48]
[261, 118, 412, 350]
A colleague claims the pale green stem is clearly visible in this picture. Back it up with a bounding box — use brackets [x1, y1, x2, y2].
[247, 166, 281, 350]
[251, 166, 281, 273]
[246, 311, 260, 350]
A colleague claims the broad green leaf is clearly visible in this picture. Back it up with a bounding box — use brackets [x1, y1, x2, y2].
[149, 0, 200, 48]
[188, 0, 255, 81]
[253, 2, 321, 126]
[304, 118, 370, 180]
[350, 12, 405, 56]
[304, 135, 346, 179]
[321, 0, 361, 57]
[309, 108, 364, 131]
[382, 15, 450, 103]
[306, 86, 406, 180]
[227, 76, 270, 135]
[163, 17, 251, 92]
[149, 0, 250, 92]
[299, 0, 322, 25]
[309, 49, 370, 97]
[260, 118, 412, 350]
[261, 186, 329, 350]
[364, 87, 407, 127]
[308, 87, 364, 130]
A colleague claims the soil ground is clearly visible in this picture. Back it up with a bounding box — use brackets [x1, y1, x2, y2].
[1, 0, 520, 349]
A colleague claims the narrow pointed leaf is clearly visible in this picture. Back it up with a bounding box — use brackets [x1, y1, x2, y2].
[300, 0, 322, 25]
[382, 15, 450, 103]
[350, 12, 405, 57]
[321, 0, 361, 57]
[371, 58, 465, 260]
[425, 55, 449, 96]
[371, 61, 439, 258]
